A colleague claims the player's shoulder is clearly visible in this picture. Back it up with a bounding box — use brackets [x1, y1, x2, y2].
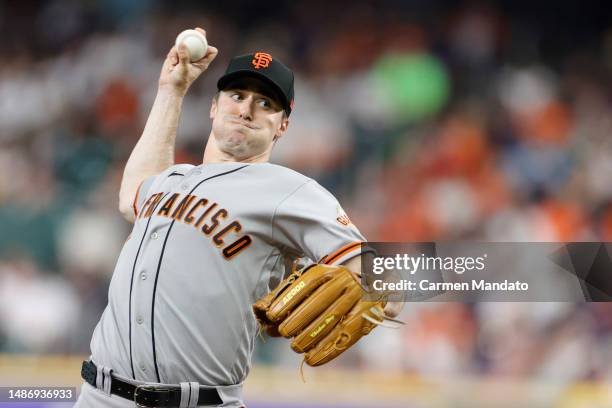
[162, 163, 196, 177]
[261, 163, 312, 178]
[144, 163, 195, 190]
[153, 163, 195, 182]
[250, 163, 312, 184]
[250, 163, 337, 201]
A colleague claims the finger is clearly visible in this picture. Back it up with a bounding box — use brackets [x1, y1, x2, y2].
[383, 301, 403, 318]
[203, 45, 218, 62]
[193, 45, 218, 67]
[194, 27, 206, 38]
[177, 42, 190, 66]
[168, 46, 179, 66]
[207, 45, 218, 58]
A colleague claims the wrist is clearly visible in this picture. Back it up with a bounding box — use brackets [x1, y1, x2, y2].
[157, 85, 188, 99]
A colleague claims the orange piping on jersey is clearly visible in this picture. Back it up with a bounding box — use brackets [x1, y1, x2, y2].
[323, 242, 363, 265]
[132, 180, 143, 217]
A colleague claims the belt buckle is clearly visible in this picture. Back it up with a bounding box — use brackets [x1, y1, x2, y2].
[134, 384, 172, 408]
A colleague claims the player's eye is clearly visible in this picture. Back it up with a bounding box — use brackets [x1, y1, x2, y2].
[230, 93, 243, 101]
[257, 99, 271, 109]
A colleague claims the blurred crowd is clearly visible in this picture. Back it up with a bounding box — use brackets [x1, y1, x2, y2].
[0, 0, 611, 385]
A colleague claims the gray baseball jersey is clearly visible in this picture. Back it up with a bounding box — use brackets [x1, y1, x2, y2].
[88, 161, 366, 404]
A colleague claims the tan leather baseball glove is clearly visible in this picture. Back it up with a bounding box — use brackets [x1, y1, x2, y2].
[253, 263, 402, 367]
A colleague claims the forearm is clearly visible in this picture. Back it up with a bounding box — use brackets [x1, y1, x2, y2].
[118, 88, 184, 218]
[118, 28, 217, 222]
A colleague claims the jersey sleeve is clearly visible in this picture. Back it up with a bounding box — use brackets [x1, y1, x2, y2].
[132, 163, 195, 217]
[272, 180, 369, 265]
[132, 175, 156, 217]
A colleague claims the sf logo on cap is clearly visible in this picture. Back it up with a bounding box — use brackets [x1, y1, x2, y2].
[252, 52, 273, 69]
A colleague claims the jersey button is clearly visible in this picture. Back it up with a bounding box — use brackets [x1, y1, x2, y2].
[151, 232, 158, 240]
[181, 184, 189, 191]
[136, 316, 143, 324]
[193, 170, 202, 176]
[140, 365, 146, 372]
[140, 272, 147, 281]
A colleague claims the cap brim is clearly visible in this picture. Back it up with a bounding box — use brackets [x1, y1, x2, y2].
[217, 70, 290, 114]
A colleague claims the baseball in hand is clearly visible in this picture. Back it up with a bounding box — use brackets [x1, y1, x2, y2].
[175, 29, 208, 62]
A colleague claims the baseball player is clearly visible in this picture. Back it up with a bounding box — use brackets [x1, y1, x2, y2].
[75, 28, 400, 408]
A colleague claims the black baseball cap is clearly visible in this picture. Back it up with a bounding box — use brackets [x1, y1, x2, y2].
[217, 52, 295, 116]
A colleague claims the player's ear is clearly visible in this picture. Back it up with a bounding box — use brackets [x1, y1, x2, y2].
[274, 114, 289, 141]
[210, 96, 218, 120]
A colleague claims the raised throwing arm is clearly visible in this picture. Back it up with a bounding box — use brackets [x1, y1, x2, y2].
[118, 28, 218, 222]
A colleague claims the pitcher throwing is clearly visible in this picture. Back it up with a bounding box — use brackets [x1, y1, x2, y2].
[75, 27, 400, 408]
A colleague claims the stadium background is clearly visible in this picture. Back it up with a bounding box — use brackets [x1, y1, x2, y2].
[0, 0, 611, 406]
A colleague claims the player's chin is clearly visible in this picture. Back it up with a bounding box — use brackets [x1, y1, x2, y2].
[225, 130, 249, 145]
[219, 135, 250, 155]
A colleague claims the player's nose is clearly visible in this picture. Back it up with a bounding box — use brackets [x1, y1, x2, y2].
[238, 95, 254, 121]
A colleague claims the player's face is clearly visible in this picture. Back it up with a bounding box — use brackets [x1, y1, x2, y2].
[210, 78, 289, 161]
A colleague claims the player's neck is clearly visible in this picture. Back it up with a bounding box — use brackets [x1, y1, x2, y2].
[202, 133, 272, 164]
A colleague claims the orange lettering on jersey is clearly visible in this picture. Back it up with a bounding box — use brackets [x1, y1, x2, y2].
[184, 198, 208, 224]
[158, 193, 180, 217]
[202, 209, 228, 235]
[172, 195, 196, 221]
[137, 190, 254, 260]
[140, 194, 157, 218]
[212, 221, 242, 247]
[195, 203, 217, 228]
[144, 193, 164, 218]
[223, 235, 252, 260]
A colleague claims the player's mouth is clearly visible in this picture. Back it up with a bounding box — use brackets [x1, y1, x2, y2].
[230, 120, 259, 130]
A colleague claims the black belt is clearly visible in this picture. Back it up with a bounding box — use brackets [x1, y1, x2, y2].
[81, 360, 223, 407]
